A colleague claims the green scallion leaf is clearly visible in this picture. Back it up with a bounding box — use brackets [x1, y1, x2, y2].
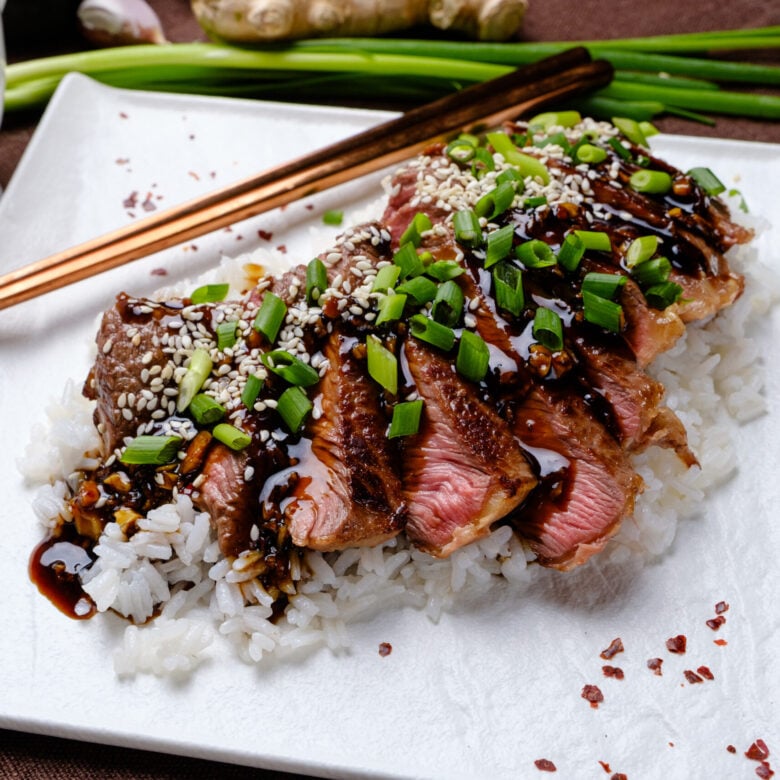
[400, 212, 433, 247]
[216, 320, 238, 351]
[575, 143, 608, 164]
[453, 209, 483, 248]
[388, 399, 424, 439]
[644, 281, 684, 309]
[582, 272, 627, 300]
[558, 233, 586, 272]
[612, 116, 648, 147]
[493, 262, 524, 317]
[213, 423, 252, 450]
[376, 292, 407, 325]
[728, 188, 749, 213]
[456, 330, 490, 383]
[629, 169, 672, 194]
[190, 283, 229, 305]
[527, 110, 581, 130]
[607, 136, 633, 161]
[372, 264, 402, 292]
[485, 224, 515, 269]
[241, 374, 264, 409]
[486, 132, 550, 184]
[176, 347, 213, 412]
[639, 120, 660, 138]
[687, 166, 726, 196]
[366, 334, 398, 395]
[583, 290, 624, 333]
[446, 137, 476, 164]
[261, 349, 320, 387]
[474, 180, 517, 220]
[120, 435, 182, 465]
[393, 242, 424, 279]
[322, 209, 343, 226]
[426, 260, 464, 281]
[253, 292, 287, 345]
[515, 239, 557, 269]
[471, 147, 495, 179]
[625, 235, 659, 267]
[396, 275, 438, 305]
[431, 280, 465, 327]
[523, 195, 548, 209]
[534, 131, 570, 153]
[574, 230, 612, 252]
[631, 256, 672, 286]
[496, 168, 525, 188]
[276, 386, 312, 433]
[409, 314, 455, 352]
[306, 257, 328, 304]
[189, 393, 226, 425]
[533, 307, 564, 351]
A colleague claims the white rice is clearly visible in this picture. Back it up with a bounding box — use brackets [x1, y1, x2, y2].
[18, 203, 779, 677]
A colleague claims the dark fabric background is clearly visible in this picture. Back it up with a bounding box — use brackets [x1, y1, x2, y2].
[1, 0, 778, 776]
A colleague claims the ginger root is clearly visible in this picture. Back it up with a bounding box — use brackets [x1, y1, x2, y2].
[191, 0, 528, 43]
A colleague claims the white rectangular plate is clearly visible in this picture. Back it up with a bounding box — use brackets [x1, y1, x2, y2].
[0, 74, 778, 779]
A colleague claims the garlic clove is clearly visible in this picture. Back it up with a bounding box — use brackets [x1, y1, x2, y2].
[77, 0, 167, 47]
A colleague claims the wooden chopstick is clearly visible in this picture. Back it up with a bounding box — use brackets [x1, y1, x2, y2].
[0, 49, 612, 310]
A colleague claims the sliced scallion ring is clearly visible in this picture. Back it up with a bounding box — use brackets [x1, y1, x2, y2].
[629, 169, 672, 194]
[493, 262, 524, 317]
[120, 435, 182, 465]
[372, 264, 401, 292]
[453, 209, 483, 248]
[409, 314, 455, 352]
[376, 292, 407, 325]
[574, 230, 612, 253]
[612, 116, 648, 147]
[306, 257, 328, 304]
[366, 335, 398, 395]
[388, 399, 424, 439]
[515, 239, 556, 269]
[625, 235, 659, 267]
[523, 195, 548, 209]
[557, 233, 586, 272]
[276, 387, 312, 433]
[431, 280, 464, 328]
[687, 166, 726, 197]
[644, 281, 684, 309]
[582, 272, 627, 300]
[456, 330, 490, 383]
[532, 307, 564, 351]
[261, 350, 320, 387]
[583, 290, 624, 333]
[527, 110, 581, 130]
[393, 242, 424, 279]
[241, 374, 264, 409]
[631, 256, 672, 287]
[485, 224, 515, 269]
[253, 292, 287, 345]
[486, 132, 550, 184]
[190, 283, 229, 304]
[400, 212, 433, 247]
[575, 143, 607, 164]
[213, 423, 251, 451]
[445, 137, 477, 164]
[426, 260, 464, 282]
[474, 180, 517, 221]
[607, 136, 632, 161]
[189, 393, 226, 425]
[322, 210, 343, 226]
[177, 348, 213, 412]
[396, 275, 438, 305]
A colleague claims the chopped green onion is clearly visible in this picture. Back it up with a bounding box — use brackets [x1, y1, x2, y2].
[687, 166, 726, 196]
[486, 132, 550, 184]
[190, 283, 229, 304]
[453, 209, 483, 248]
[527, 110, 581, 130]
[456, 330, 490, 383]
[189, 393, 226, 425]
[629, 169, 673, 194]
[176, 347, 213, 412]
[376, 292, 407, 325]
[253, 292, 287, 345]
[631, 256, 672, 286]
[493, 262, 524, 317]
[120, 435, 182, 465]
[557, 233, 586, 272]
[366, 335, 398, 395]
[625, 235, 659, 267]
[534, 131, 571, 153]
[533, 307, 564, 351]
[213, 423, 252, 450]
[431, 280, 465, 327]
[400, 212, 433, 247]
[639, 120, 660, 138]
[496, 168, 525, 188]
[471, 147, 496, 179]
[372, 264, 401, 292]
[393, 242, 424, 279]
[388, 399, 424, 439]
[635, 154, 651, 168]
[644, 281, 684, 309]
[575, 143, 608, 164]
[322, 209, 343, 225]
[582, 272, 627, 300]
[276, 386, 312, 433]
[485, 224, 515, 269]
[306, 257, 328, 304]
[612, 116, 648, 147]
[445, 137, 476, 164]
[409, 314, 456, 352]
[261, 350, 320, 387]
[474, 180, 517, 220]
[728, 188, 749, 213]
[583, 290, 624, 333]
[515, 239, 557, 269]
[216, 320, 238, 351]
[426, 260, 464, 281]
[241, 374, 264, 409]
[396, 275, 438, 305]
[574, 230, 612, 252]
[607, 136, 633, 161]
[523, 195, 548, 208]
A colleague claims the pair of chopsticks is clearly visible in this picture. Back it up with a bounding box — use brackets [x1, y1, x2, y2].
[0, 48, 612, 310]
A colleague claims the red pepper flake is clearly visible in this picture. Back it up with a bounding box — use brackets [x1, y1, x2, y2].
[258, 230, 273, 241]
[666, 635, 687, 654]
[757, 764, 775, 779]
[727, 745, 737, 754]
[141, 193, 156, 212]
[600, 638, 624, 660]
[714, 639, 728, 646]
[581, 684, 604, 708]
[123, 191, 139, 209]
[706, 616, 726, 631]
[150, 268, 168, 276]
[188, 134, 195, 140]
[188, 171, 200, 181]
[235, 235, 243, 241]
[534, 758, 556, 772]
[305, 203, 315, 210]
[119, 111, 129, 119]
[696, 665, 714, 680]
[683, 669, 703, 684]
[599, 761, 611, 773]
[378, 642, 392, 657]
[602, 665, 624, 680]
[210, 171, 217, 179]
[611, 774, 628, 780]
[115, 157, 129, 165]
[276, 244, 288, 254]
[746, 741, 770, 761]
[715, 601, 729, 615]
[647, 658, 663, 676]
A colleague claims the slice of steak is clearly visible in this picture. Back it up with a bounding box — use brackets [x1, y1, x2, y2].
[401, 337, 537, 557]
[510, 385, 643, 571]
[284, 331, 406, 550]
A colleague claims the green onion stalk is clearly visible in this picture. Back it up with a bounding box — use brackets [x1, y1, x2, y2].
[4, 27, 780, 126]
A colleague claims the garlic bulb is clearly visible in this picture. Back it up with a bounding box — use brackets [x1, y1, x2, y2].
[77, 0, 167, 46]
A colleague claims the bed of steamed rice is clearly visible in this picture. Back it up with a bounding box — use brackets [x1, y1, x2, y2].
[19, 197, 778, 677]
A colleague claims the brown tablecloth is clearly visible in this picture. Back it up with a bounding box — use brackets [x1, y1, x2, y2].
[1, 0, 778, 777]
